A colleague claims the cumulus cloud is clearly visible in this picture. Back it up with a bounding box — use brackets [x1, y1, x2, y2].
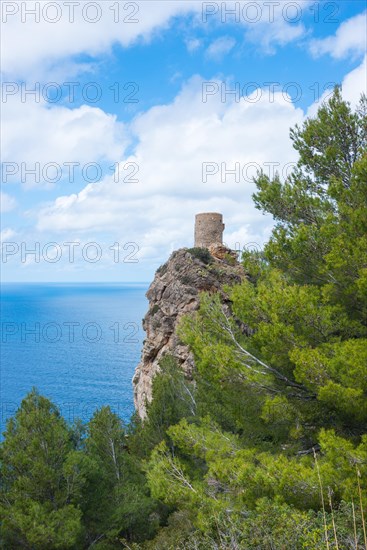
[242, 0, 309, 54]
[35, 75, 304, 261]
[309, 11, 367, 60]
[2, 1, 312, 81]
[1, 1, 202, 80]
[33, 52, 367, 266]
[1, 97, 128, 188]
[307, 54, 367, 117]
[341, 54, 367, 105]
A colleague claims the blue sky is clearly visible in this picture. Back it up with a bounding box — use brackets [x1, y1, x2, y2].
[1, 0, 366, 282]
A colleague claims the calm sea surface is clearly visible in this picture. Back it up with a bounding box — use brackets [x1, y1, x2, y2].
[0, 283, 148, 434]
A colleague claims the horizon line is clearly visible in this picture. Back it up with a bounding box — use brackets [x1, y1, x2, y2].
[0, 281, 151, 285]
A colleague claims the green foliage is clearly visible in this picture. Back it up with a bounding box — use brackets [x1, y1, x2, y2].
[150, 304, 159, 316]
[187, 247, 213, 265]
[0, 389, 85, 548]
[156, 262, 168, 275]
[241, 248, 268, 283]
[253, 89, 367, 301]
[129, 355, 196, 459]
[1, 89, 367, 548]
[179, 274, 193, 285]
[168, 89, 367, 545]
[82, 406, 160, 545]
[223, 252, 236, 266]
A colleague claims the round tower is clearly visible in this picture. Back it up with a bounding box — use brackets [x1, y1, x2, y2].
[194, 212, 225, 248]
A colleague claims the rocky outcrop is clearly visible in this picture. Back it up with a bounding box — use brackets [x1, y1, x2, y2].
[208, 243, 238, 262]
[133, 247, 245, 419]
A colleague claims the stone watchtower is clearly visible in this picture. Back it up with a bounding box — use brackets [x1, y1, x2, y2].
[194, 212, 225, 248]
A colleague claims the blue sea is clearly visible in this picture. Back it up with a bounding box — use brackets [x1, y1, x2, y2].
[0, 283, 148, 435]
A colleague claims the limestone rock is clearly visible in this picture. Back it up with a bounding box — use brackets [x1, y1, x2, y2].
[208, 243, 238, 262]
[132, 247, 245, 419]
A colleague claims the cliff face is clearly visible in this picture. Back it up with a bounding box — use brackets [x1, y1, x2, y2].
[133, 247, 245, 419]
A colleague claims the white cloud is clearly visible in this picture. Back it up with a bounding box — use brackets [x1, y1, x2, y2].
[206, 36, 236, 60]
[0, 192, 17, 213]
[2, 97, 128, 188]
[341, 54, 367, 105]
[242, 1, 309, 54]
[309, 11, 367, 60]
[1, 1, 202, 80]
[1, 1, 312, 81]
[35, 76, 303, 261]
[34, 54, 367, 265]
[307, 54, 367, 117]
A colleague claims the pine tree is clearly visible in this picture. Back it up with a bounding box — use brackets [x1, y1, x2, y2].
[145, 89, 367, 548]
[0, 389, 85, 548]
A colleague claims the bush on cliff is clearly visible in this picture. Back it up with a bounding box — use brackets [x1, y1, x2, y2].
[187, 247, 213, 265]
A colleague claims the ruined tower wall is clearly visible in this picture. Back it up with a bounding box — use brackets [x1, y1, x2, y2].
[194, 212, 224, 248]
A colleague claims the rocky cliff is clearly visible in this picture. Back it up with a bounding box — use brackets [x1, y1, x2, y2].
[133, 246, 245, 419]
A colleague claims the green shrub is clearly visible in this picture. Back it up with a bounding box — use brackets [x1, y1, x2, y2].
[150, 304, 159, 316]
[187, 248, 212, 265]
[157, 263, 168, 276]
[224, 252, 236, 266]
[180, 275, 192, 285]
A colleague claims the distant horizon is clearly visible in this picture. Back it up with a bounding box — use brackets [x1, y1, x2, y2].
[0, 281, 150, 285]
[2, 1, 365, 282]
[0, 282, 148, 433]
